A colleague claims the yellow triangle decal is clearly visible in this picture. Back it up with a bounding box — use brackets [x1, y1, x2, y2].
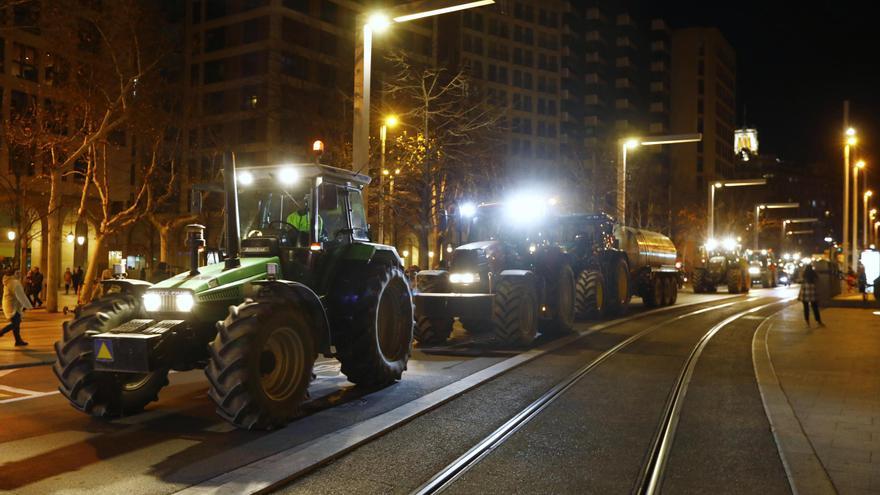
[97, 342, 113, 361]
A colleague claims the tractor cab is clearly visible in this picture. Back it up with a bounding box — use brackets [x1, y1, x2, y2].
[234, 163, 371, 287]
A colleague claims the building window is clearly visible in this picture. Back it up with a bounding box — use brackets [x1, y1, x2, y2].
[283, 0, 308, 13]
[650, 102, 664, 112]
[616, 36, 631, 47]
[615, 98, 629, 109]
[205, 27, 226, 52]
[615, 78, 630, 88]
[243, 17, 269, 44]
[12, 43, 38, 81]
[650, 81, 664, 92]
[650, 61, 665, 72]
[586, 8, 600, 20]
[697, 158, 704, 172]
[615, 57, 630, 68]
[698, 79, 705, 95]
[651, 40, 666, 51]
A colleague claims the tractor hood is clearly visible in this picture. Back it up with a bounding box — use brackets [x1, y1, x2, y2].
[152, 256, 278, 293]
[452, 240, 501, 271]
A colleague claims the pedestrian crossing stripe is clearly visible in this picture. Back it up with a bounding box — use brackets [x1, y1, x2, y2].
[96, 341, 113, 361]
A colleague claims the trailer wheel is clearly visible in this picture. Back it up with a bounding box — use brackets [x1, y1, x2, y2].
[606, 258, 631, 315]
[645, 275, 664, 308]
[727, 268, 742, 294]
[206, 300, 315, 430]
[492, 276, 538, 346]
[575, 270, 605, 320]
[542, 264, 575, 335]
[664, 276, 678, 305]
[53, 294, 169, 418]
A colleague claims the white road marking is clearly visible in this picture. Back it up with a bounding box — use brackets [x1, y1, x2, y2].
[0, 391, 59, 404]
[0, 384, 51, 396]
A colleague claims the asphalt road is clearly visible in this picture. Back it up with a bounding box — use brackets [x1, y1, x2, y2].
[0, 289, 790, 494]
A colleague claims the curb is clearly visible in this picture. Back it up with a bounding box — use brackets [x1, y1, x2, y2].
[751, 304, 836, 495]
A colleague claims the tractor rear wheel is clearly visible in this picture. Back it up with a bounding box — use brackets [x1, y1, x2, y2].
[337, 265, 414, 387]
[541, 264, 575, 335]
[414, 274, 453, 345]
[664, 275, 678, 305]
[206, 300, 315, 430]
[53, 294, 169, 418]
[492, 276, 538, 346]
[575, 270, 605, 320]
[692, 269, 707, 293]
[606, 258, 631, 315]
[727, 269, 743, 294]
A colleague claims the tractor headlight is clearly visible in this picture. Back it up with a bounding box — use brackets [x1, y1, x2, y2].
[449, 272, 480, 284]
[143, 292, 162, 312]
[749, 267, 761, 275]
[175, 293, 195, 312]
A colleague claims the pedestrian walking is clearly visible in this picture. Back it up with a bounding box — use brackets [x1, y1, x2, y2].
[29, 266, 43, 308]
[1, 269, 33, 346]
[73, 266, 84, 295]
[64, 267, 73, 295]
[139, 266, 147, 281]
[798, 264, 823, 326]
[857, 263, 868, 302]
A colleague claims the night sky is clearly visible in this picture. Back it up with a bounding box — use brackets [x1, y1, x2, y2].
[643, 1, 880, 193]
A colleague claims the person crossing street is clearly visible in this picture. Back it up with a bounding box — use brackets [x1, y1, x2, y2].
[1, 269, 33, 346]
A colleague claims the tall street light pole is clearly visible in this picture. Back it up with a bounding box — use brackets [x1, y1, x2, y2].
[707, 178, 766, 241]
[377, 115, 398, 244]
[352, 1, 494, 202]
[875, 220, 880, 247]
[843, 128, 856, 270]
[781, 218, 819, 251]
[617, 133, 701, 225]
[754, 202, 799, 250]
[853, 160, 865, 268]
[864, 190, 873, 248]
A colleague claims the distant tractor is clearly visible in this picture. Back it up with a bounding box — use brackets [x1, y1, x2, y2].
[747, 249, 778, 287]
[692, 239, 751, 294]
[557, 213, 680, 318]
[54, 154, 414, 430]
[414, 201, 575, 347]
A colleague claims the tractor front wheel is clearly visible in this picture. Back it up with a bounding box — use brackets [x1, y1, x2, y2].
[337, 265, 414, 387]
[492, 276, 538, 346]
[727, 269, 743, 294]
[206, 300, 315, 430]
[575, 270, 605, 320]
[53, 294, 169, 418]
[541, 264, 576, 336]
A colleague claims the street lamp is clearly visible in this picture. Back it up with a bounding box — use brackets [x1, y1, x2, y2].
[7, 231, 15, 241]
[352, 0, 495, 181]
[707, 178, 766, 241]
[66, 231, 75, 243]
[875, 221, 880, 247]
[780, 218, 819, 250]
[843, 128, 857, 271]
[617, 133, 701, 224]
[864, 190, 873, 248]
[377, 114, 399, 244]
[754, 202, 799, 249]
[853, 159, 866, 265]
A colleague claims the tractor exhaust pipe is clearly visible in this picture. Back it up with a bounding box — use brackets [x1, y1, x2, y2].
[186, 224, 206, 275]
[224, 151, 241, 269]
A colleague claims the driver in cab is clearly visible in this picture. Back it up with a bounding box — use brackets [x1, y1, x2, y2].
[286, 195, 323, 246]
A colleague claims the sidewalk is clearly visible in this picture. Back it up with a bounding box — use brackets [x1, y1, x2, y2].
[0, 293, 77, 370]
[757, 304, 880, 494]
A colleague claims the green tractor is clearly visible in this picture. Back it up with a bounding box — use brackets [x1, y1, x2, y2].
[692, 240, 751, 294]
[53, 154, 414, 430]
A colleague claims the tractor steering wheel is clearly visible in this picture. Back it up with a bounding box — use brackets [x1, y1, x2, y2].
[266, 221, 305, 246]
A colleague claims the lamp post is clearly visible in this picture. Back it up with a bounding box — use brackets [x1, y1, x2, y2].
[707, 178, 766, 241]
[754, 202, 799, 250]
[843, 128, 856, 271]
[617, 133, 701, 224]
[352, 1, 495, 194]
[377, 115, 399, 244]
[781, 218, 819, 251]
[853, 160, 865, 266]
[875, 220, 880, 247]
[864, 190, 873, 248]
[871, 209, 878, 244]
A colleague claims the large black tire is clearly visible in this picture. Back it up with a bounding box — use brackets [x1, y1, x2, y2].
[727, 269, 742, 294]
[492, 276, 538, 346]
[741, 269, 751, 293]
[575, 270, 605, 320]
[414, 273, 454, 345]
[541, 264, 576, 335]
[460, 318, 492, 334]
[53, 294, 169, 417]
[664, 275, 678, 305]
[206, 299, 315, 430]
[606, 258, 631, 315]
[645, 275, 664, 308]
[336, 265, 414, 387]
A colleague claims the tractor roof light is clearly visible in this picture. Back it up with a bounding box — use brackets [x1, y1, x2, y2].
[504, 192, 549, 225]
[722, 237, 737, 252]
[238, 171, 255, 186]
[705, 238, 719, 251]
[279, 166, 299, 185]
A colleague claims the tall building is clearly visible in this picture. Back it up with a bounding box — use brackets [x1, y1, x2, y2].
[669, 27, 736, 211]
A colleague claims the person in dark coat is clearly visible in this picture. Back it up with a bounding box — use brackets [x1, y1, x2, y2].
[799, 264, 823, 326]
[73, 266, 84, 295]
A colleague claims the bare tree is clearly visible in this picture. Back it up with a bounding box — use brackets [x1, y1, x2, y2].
[3, 0, 172, 311]
[381, 53, 503, 268]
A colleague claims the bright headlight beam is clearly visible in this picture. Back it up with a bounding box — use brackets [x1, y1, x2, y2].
[279, 167, 299, 185]
[176, 293, 195, 312]
[143, 293, 161, 312]
[238, 171, 254, 186]
[722, 237, 737, 252]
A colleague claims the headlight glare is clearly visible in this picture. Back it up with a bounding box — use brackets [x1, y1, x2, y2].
[143, 293, 161, 312]
[176, 293, 195, 312]
[449, 272, 480, 284]
[748, 267, 761, 275]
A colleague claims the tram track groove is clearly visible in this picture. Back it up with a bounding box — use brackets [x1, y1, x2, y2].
[411, 298, 754, 495]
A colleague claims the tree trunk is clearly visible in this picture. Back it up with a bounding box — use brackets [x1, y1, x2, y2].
[159, 224, 171, 262]
[46, 170, 62, 312]
[79, 234, 105, 306]
[18, 234, 28, 276]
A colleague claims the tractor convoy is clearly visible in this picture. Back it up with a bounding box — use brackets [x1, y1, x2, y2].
[52, 151, 755, 430]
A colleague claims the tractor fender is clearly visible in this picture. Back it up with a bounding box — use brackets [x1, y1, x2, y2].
[251, 280, 332, 356]
[415, 270, 450, 293]
[498, 269, 535, 280]
[342, 243, 404, 269]
[100, 278, 152, 298]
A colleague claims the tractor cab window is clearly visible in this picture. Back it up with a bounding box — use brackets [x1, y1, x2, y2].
[348, 189, 369, 241]
[239, 183, 313, 247]
[317, 183, 348, 243]
[469, 206, 504, 241]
